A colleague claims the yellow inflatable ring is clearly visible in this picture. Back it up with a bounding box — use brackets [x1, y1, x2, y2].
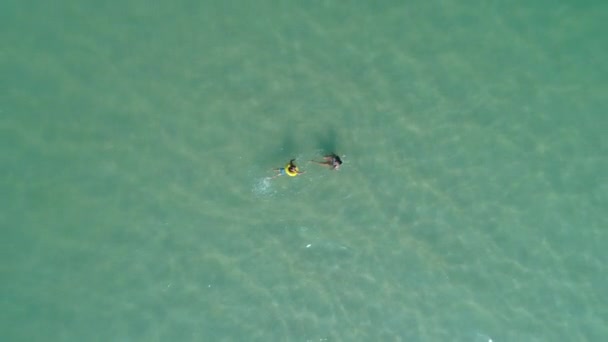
[285, 164, 298, 177]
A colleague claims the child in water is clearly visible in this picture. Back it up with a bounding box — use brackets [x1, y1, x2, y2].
[310, 153, 342, 170]
[273, 159, 305, 178]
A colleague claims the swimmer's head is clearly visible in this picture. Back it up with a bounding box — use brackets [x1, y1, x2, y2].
[333, 156, 343, 169]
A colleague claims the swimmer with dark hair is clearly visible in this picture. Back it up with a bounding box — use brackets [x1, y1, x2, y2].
[310, 153, 342, 170]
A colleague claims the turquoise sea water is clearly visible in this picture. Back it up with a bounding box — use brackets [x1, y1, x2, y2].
[2, 1, 607, 341]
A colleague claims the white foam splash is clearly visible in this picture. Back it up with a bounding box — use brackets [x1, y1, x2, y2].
[476, 332, 493, 342]
[252, 177, 274, 196]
